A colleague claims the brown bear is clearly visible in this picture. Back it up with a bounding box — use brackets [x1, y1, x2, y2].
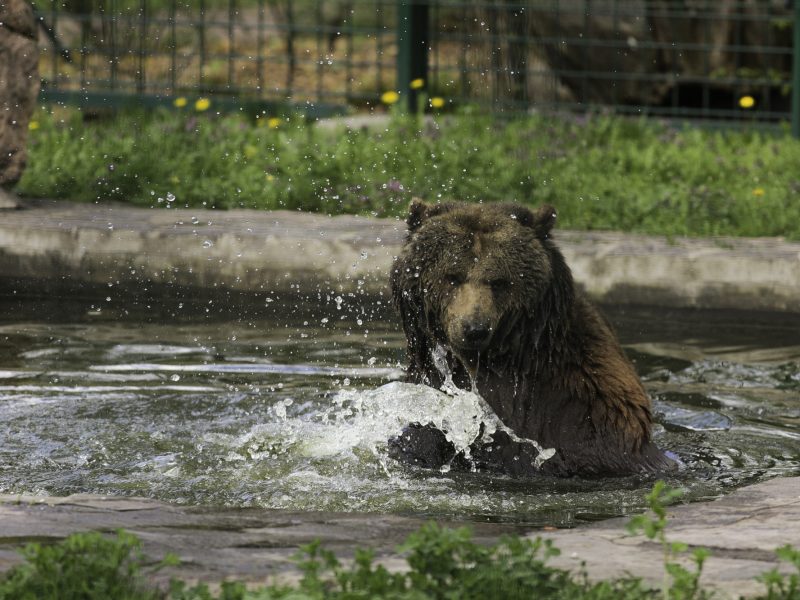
[388, 200, 675, 477]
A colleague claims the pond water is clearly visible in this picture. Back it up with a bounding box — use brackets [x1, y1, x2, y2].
[0, 296, 798, 527]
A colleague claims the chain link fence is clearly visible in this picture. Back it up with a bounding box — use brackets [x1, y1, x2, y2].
[34, 0, 800, 125]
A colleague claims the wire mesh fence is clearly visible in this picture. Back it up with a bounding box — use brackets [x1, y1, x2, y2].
[34, 0, 798, 124]
[36, 0, 399, 115]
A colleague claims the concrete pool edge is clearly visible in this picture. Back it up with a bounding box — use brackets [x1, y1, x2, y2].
[0, 476, 797, 597]
[1, 199, 800, 313]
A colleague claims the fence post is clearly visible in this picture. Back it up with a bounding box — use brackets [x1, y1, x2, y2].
[793, 0, 800, 137]
[397, 1, 429, 112]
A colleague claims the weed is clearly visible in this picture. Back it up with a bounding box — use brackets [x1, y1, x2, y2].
[758, 544, 800, 600]
[627, 481, 711, 600]
[0, 530, 176, 600]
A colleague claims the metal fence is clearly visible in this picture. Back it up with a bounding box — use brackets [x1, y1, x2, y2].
[35, 0, 800, 127]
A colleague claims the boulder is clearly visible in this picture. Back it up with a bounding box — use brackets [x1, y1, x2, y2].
[0, 0, 39, 189]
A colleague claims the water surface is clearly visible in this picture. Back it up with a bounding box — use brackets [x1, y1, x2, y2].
[0, 297, 797, 526]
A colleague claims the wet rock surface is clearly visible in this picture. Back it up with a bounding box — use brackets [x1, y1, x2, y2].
[0, 477, 798, 597]
[0, 188, 21, 209]
[1, 199, 800, 312]
[538, 476, 800, 599]
[0, 493, 528, 587]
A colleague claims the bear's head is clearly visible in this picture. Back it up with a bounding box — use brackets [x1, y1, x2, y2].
[393, 200, 573, 373]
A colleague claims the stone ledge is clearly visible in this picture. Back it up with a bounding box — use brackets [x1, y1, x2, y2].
[0, 477, 797, 597]
[1, 199, 799, 312]
[538, 476, 800, 599]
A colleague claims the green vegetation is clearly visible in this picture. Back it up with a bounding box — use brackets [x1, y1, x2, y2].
[0, 483, 799, 599]
[759, 546, 800, 600]
[0, 530, 174, 600]
[19, 107, 800, 239]
[168, 528, 648, 600]
[627, 482, 711, 600]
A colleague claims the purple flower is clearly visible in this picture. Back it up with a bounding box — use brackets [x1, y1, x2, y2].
[386, 179, 405, 192]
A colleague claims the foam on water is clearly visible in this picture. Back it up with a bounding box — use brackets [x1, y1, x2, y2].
[240, 342, 556, 473]
[248, 339, 500, 466]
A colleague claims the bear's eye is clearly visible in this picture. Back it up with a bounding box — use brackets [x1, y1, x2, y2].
[445, 274, 463, 287]
[489, 279, 509, 292]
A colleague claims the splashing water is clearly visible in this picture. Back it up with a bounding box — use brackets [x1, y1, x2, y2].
[327, 382, 494, 462]
[430, 344, 555, 468]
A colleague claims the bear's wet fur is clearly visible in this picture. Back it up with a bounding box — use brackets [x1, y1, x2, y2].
[389, 200, 675, 477]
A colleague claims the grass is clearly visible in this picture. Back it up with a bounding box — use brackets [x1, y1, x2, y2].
[18, 107, 800, 239]
[0, 483, 799, 599]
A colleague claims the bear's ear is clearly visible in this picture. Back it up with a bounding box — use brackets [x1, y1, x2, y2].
[531, 204, 557, 239]
[407, 198, 430, 232]
[406, 198, 457, 232]
[504, 203, 557, 238]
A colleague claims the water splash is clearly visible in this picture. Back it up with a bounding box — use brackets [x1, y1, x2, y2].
[430, 344, 555, 468]
[323, 381, 494, 460]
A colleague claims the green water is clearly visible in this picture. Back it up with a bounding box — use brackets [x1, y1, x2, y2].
[0, 297, 797, 526]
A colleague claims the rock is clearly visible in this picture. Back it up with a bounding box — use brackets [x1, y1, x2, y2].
[538, 476, 800, 599]
[0, 0, 39, 188]
[0, 187, 21, 209]
[1, 202, 800, 311]
[0, 477, 797, 597]
[0, 494, 527, 587]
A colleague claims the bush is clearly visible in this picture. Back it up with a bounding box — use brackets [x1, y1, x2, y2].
[0, 530, 171, 600]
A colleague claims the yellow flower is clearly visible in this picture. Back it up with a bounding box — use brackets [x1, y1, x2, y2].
[243, 144, 257, 159]
[28, 120, 40, 131]
[173, 97, 187, 108]
[752, 187, 765, 196]
[195, 98, 211, 111]
[267, 117, 282, 129]
[410, 78, 424, 90]
[430, 96, 445, 109]
[266, 173, 275, 182]
[739, 95, 755, 109]
[381, 90, 400, 105]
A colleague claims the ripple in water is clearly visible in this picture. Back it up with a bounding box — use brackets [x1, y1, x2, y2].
[0, 299, 797, 526]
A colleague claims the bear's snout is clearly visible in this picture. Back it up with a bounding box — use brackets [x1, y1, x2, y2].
[463, 321, 491, 344]
[444, 282, 498, 353]
[448, 314, 494, 353]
